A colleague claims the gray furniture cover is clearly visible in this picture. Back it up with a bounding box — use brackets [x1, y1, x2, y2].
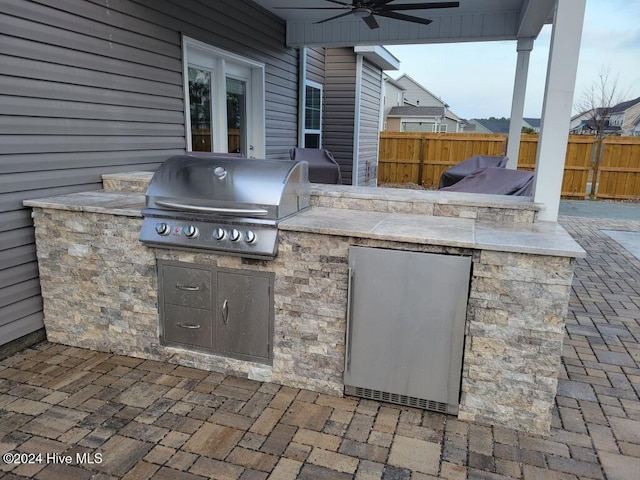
[289, 148, 341, 184]
[438, 155, 508, 188]
[439, 167, 534, 196]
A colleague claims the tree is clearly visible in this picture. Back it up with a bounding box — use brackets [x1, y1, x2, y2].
[574, 66, 628, 139]
[574, 67, 629, 198]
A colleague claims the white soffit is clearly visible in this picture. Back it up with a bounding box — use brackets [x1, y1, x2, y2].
[252, 0, 554, 48]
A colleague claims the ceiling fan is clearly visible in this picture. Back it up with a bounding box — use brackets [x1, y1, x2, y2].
[275, 1, 460, 30]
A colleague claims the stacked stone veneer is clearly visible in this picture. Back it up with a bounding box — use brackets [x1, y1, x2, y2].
[102, 172, 539, 224]
[31, 202, 572, 435]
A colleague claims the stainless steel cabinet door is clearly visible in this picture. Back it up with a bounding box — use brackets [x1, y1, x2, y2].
[344, 247, 471, 414]
[216, 269, 273, 364]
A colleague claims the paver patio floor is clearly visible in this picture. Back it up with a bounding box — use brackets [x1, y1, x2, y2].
[1, 215, 639, 479]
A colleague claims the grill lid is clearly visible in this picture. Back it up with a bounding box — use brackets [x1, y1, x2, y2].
[145, 155, 310, 220]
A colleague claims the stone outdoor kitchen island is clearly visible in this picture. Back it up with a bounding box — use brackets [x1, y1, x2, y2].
[25, 172, 585, 436]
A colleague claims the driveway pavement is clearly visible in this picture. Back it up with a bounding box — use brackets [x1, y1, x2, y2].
[0, 210, 639, 479]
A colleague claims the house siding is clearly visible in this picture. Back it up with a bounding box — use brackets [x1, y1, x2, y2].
[396, 76, 442, 107]
[356, 59, 382, 186]
[0, 0, 297, 346]
[323, 48, 357, 185]
[306, 47, 326, 86]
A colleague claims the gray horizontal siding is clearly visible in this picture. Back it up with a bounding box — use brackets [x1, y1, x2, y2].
[323, 48, 356, 185]
[0, 0, 298, 346]
[357, 60, 382, 186]
[306, 48, 326, 86]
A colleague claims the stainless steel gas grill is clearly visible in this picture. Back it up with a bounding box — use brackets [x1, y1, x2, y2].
[139, 155, 310, 259]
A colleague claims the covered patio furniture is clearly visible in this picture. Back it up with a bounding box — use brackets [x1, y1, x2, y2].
[438, 155, 509, 189]
[439, 167, 534, 196]
[289, 147, 342, 184]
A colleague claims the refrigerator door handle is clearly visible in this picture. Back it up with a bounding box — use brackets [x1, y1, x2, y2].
[345, 267, 354, 372]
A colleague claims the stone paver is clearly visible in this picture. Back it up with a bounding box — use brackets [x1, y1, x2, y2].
[0, 214, 639, 479]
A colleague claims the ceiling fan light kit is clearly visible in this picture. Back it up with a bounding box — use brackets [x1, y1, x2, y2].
[275, 1, 460, 30]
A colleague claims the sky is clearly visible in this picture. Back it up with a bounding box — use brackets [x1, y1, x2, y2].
[384, 0, 640, 120]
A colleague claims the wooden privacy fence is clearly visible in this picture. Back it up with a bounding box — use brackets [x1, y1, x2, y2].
[378, 133, 507, 187]
[378, 132, 640, 200]
[597, 137, 640, 199]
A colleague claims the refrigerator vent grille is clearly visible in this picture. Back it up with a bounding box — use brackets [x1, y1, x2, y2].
[348, 386, 448, 413]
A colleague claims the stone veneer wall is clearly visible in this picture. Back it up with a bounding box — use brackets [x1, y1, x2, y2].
[462, 250, 575, 434]
[31, 207, 573, 435]
[310, 194, 537, 224]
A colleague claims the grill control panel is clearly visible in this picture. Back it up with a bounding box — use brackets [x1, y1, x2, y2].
[139, 216, 279, 259]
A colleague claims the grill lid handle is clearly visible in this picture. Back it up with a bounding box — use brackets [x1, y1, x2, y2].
[154, 200, 268, 216]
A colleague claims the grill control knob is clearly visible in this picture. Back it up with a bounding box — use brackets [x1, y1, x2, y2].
[244, 230, 257, 244]
[155, 222, 170, 236]
[229, 228, 241, 242]
[213, 228, 226, 241]
[183, 225, 199, 238]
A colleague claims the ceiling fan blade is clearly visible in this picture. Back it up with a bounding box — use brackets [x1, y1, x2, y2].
[274, 7, 350, 9]
[376, 10, 433, 25]
[380, 2, 460, 11]
[323, 0, 353, 5]
[316, 11, 355, 24]
[370, 0, 396, 6]
[363, 14, 380, 29]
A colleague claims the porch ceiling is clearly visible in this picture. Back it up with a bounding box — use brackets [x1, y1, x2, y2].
[251, 0, 555, 47]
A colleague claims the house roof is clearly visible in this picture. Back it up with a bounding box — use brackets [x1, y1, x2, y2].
[523, 117, 541, 129]
[471, 118, 511, 134]
[383, 73, 406, 91]
[388, 106, 445, 117]
[611, 96, 640, 114]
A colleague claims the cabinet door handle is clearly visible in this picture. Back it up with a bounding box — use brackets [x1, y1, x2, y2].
[177, 322, 201, 329]
[222, 299, 229, 325]
[176, 284, 200, 291]
[345, 267, 354, 372]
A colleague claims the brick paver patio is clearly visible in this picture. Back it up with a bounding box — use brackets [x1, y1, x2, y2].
[1, 215, 639, 479]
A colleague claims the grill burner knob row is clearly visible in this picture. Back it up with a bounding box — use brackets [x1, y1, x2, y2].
[229, 229, 241, 242]
[182, 225, 199, 238]
[155, 222, 170, 236]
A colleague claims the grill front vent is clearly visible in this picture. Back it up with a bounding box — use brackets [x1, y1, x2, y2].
[345, 386, 452, 414]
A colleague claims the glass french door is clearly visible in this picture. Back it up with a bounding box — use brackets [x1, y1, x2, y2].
[188, 67, 213, 152]
[226, 77, 247, 155]
[183, 36, 265, 158]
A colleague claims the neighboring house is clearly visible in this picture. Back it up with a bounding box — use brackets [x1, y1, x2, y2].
[467, 119, 493, 134]
[0, 0, 394, 348]
[469, 118, 511, 134]
[383, 74, 465, 133]
[608, 97, 640, 136]
[570, 97, 640, 136]
[632, 115, 640, 137]
[523, 118, 541, 133]
[382, 73, 406, 129]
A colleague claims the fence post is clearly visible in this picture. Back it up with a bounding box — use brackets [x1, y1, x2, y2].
[589, 137, 603, 199]
[417, 137, 424, 185]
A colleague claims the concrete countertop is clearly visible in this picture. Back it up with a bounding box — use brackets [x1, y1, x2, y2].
[24, 190, 585, 259]
[280, 207, 586, 258]
[24, 191, 145, 217]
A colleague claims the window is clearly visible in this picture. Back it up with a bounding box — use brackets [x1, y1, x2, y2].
[182, 36, 265, 158]
[303, 81, 322, 148]
[432, 123, 447, 133]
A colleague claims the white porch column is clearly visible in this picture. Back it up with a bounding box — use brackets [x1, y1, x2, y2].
[506, 37, 534, 169]
[533, 0, 586, 222]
